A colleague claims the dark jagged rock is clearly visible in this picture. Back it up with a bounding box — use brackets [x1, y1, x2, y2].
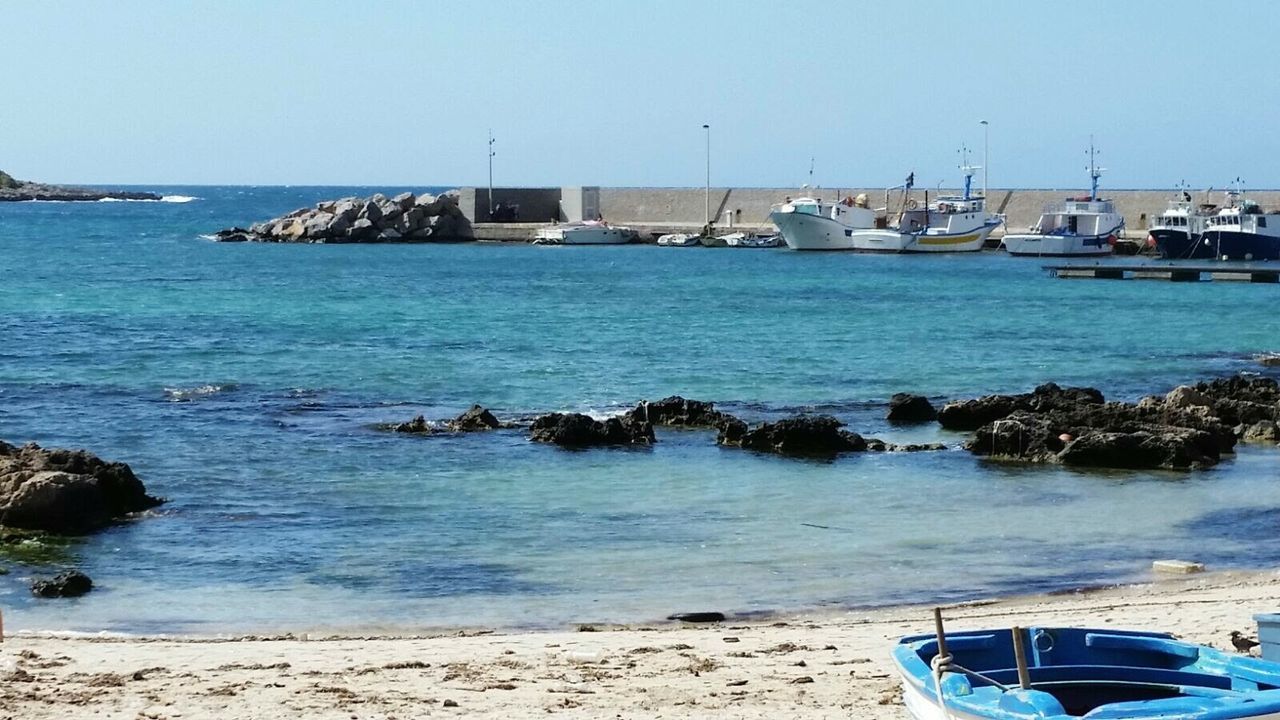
[384, 405, 511, 435]
[668, 612, 725, 623]
[31, 570, 93, 598]
[1058, 428, 1219, 470]
[625, 396, 736, 428]
[1242, 420, 1280, 444]
[0, 171, 160, 202]
[215, 191, 473, 244]
[865, 439, 948, 452]
[529, 413, 655, 447]
[0, 443, 163, 535]
[448, 405, 503, 431]
[717, 415, 865, 457]
[886, 393, 938, 424]
[938, 383, 1105, 431]
[389, 415, 434, 434]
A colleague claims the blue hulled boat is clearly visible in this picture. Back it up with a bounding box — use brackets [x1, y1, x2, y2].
[894, 625, 1280, 719]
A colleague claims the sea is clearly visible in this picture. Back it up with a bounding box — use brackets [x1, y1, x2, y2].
[2, 185, 1279, 635]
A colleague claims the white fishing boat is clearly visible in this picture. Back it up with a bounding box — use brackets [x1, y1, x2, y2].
[533, 221, 634, 245]
[656, 233, 699, 247]
[1002, 141, 1125, 257]
[847, 156, 1003, 253]
[769, 195, 878, 250]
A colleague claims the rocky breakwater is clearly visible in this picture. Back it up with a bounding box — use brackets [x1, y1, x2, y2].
[215, 191, 473, 243]
[937, 379, 1279, 471]
[0, 169, 159, 202]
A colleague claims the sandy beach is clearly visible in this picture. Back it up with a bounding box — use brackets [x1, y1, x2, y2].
[1, 569, 1275, 719]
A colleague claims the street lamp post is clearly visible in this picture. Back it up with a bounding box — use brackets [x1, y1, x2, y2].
[702, 124, 711, 227]
[488, 129, 496, 219]
[980, 120, 989, 198]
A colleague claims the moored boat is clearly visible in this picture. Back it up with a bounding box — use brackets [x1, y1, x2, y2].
[533, 221, 635, 245]
[1002, 141, 1125, 257]
[847, 154, 1003, 253]
[656, 232, 699, 247]
[769, 195, 878, 250]
[1149, 184, 1214, 259]
[894, 624, 1280, 719]
[1197, 181, 1280, 261]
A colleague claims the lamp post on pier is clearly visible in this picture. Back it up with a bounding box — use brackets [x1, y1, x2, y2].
[487, 129, 496, 219]
[702, 124, 711, 228]
[980, 120, 989, 198]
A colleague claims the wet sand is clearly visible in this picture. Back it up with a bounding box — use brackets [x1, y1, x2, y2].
[2, 569, 1275, 719]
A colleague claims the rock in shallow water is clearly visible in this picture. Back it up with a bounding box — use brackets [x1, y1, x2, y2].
[529, 413, 654, 447]
[31, 570, 93, 598]
[717, 415, 866, 457]
[0, 442, 163, 535]
[886, 393, 937, 424]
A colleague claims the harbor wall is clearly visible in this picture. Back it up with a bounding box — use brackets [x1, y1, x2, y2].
[460, 186, 1280, 238]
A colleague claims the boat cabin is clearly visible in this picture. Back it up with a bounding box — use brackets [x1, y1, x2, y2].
[1031, 199, 1121, 236]
[776, 196, 880, 225]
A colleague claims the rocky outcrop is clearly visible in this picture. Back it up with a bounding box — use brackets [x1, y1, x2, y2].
[624, 396, 737, 428]
[0, 442, 163, 535]
[216, 191, 474, 244]
[385, 405, 509, 434]
[955, 378, 1280, 470]
[529, 413, 655, 447]
[938, 383, 1105, 431]
[886, 393, 938, 424]
[0, 171, 160, 202]
[717, 415, 866, 457]
[31, 570, 93, 598]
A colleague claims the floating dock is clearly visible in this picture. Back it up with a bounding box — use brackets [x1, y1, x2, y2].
[1046, 263, 1280, 283]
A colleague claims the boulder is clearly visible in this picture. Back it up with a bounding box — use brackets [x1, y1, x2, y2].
[1242, 420, 1280, 444]
[378, 228, 402, 241]
[390, 415, 434, 434]
[718, 415, 866, 457]
[392, 192, 416, 211]
[448, 405, 503, 431]
[327, 214, 351, 237]
[967, 411, 1063, 462]
[625, 396, 734, 428]
[939, 384, 1104, 431]
[529, 413, 654, 447]
[31, 570, 93, 598]
[303, 212, 334, 239]
[0, 444, 163, 534]
[358, 200, 383, 223]
[1166, 385, 1212, 409]
[937, 395, 1018, 431]
[1058, 427, 1219, 470]
[348, 218, 377, 240]
[886, 393, 937, 423]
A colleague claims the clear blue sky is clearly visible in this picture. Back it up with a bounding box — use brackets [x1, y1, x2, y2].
[5, 0, 1277, 189]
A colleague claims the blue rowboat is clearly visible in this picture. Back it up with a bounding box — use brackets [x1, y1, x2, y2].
[893, 626, 1280, 719]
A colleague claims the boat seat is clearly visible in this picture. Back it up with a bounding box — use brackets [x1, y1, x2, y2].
[1085, 632, 1201, 660]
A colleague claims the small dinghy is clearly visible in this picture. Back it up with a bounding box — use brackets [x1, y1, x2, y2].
[893, 611, 1280, 719]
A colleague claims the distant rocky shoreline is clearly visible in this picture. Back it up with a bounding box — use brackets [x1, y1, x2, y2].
[0, 169, 159, 202]
[214, 191, 474, 243]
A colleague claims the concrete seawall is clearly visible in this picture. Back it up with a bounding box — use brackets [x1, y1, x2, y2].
[463, 186, 1280, 239]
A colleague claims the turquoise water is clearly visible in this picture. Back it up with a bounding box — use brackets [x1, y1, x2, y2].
[2, 186, 1280, 633]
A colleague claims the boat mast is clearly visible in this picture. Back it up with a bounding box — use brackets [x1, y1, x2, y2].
[1086, 136, 1102, 201]
[959, 144, 977, 201]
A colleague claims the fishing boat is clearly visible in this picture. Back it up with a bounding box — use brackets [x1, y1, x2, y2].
[1197, 181, 1280, 261]
[769, 195, 878, 250]
[1002, 141, 1125, 257]
[1148, 184, 1214, 259]
[533, 221, 634, 245]
[894, 621, 1280, 719]
[847, 153, 1003, 253]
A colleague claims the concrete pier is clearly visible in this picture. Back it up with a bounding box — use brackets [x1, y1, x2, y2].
[462, 186, 1280, 242]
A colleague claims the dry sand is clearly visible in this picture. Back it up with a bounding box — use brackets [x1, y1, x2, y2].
[2, 569, 1277, 719]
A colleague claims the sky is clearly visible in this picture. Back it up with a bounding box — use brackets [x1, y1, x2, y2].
[4, 0, 1279, 189]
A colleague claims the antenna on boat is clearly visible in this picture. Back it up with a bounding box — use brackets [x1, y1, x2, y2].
[808, 156, 815, 188]
[1085, 136, 1105, 201]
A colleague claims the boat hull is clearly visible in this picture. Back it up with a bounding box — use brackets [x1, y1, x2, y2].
[849, 225, 996, 253]
[770, 210, 861, 250]
[1200, 230, 1280, 261]
[534, 227, 633, 245]
[1002, 232, 1114, 257]
[1152, 228, 1212, 259]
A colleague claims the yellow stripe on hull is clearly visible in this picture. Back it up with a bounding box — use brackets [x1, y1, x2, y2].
[916, 233, 979, 246]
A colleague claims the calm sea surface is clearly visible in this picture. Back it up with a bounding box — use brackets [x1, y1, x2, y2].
[2, 186, 1279, 633]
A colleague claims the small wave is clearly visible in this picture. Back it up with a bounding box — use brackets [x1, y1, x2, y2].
[94, 195, 199, 203]
[197, 233, 218, 241]
[164, 384, 237, 402]
[161, 195, 198, 203]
